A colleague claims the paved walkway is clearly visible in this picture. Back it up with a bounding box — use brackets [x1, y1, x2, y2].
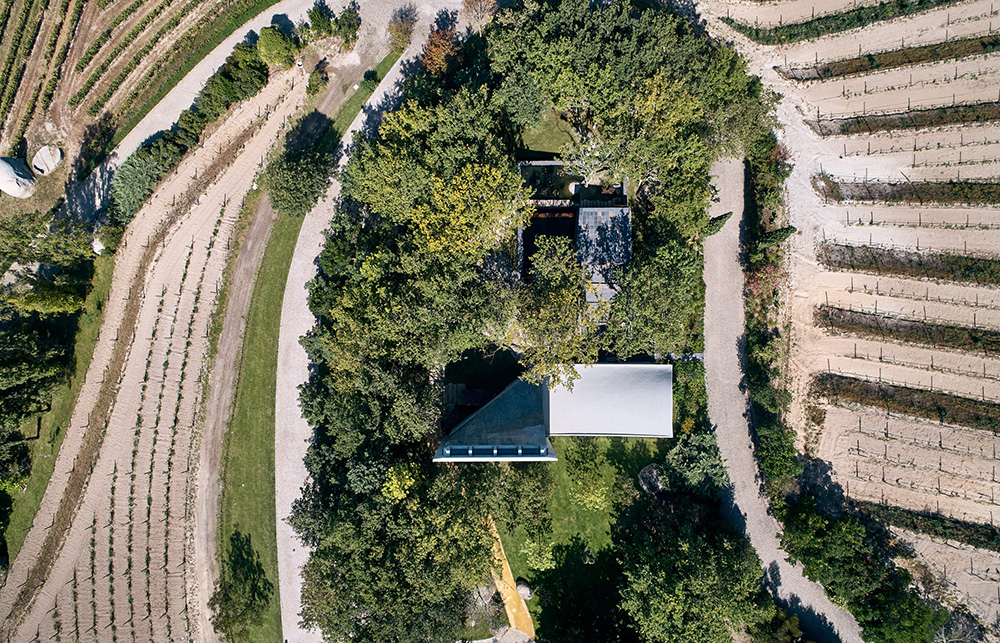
[273, 4, 460, 640]
[702, 159, 864, 643]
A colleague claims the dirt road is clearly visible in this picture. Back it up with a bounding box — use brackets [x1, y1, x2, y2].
[703, 158, 865, 643]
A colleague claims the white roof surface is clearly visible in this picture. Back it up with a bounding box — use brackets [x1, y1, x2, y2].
[546, 363, 673, 437]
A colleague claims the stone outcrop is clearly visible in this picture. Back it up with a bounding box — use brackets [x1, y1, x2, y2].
[0, 157, 37, 199]
[31, 146, 63, 176]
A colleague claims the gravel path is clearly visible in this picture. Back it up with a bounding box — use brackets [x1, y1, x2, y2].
[272, 4, 460, 640]
[703, 158, 865, 643]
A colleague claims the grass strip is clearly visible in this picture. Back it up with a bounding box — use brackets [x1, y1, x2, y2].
[722, 0, 966, 44]
[812, 372, 1000, 431]
[809, 101, 1000, 135]
[217, 208, 299, 643]
[817, 242, 1000, 285]
[852, 500, 1000, 553]
[4, 254, 115, 563]
[215, 49, 400, 642]
[815, 176, 1000, 205]
[816, 305, 1000, 354]
[785, 33, 1000, 80]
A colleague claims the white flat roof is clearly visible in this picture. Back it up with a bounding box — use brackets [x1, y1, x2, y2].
[546, 363, 672, 438]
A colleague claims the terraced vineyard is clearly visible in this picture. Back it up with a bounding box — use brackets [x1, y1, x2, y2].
[704, 0, 1000, 631]
[0, 72, 305, 643]
[0, 0, 280, 190]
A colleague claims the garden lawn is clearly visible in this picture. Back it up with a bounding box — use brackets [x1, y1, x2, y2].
[499, 435, 665, 632]
[520, 108, 574, 155]
[217, 208, 301, 643]
[216, 49, 402, 642]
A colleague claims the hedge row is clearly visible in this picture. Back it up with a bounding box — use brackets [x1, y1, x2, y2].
[853, 500, 1000, 553]
[810, 101, 1000, 136]
[104, 0, 284, 158]
[818, 177, 1000, 205]
[74, 0, 157, 71]
[38, 0, 86, 114]
[41, 0, 71, 62]
[813, 372, 1000, 431]
[722, 0, 966, 44]
[787, 33, 1000, 80]
[816, 305, 1000, 355]
[69, 0, 177, 107]
[0, 0, 16, 46]
[816, 242, 1000, 285]
[108, 40, 267, 223]
[8, 80, 43, 151]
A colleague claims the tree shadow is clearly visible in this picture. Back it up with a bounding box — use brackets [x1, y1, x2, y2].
[270, 13, 296, 37]
[763, 562, 844, 643]
[434, 9, 458, 32]
[532, 537, 638, 643]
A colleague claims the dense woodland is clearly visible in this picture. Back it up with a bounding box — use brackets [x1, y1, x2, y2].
[290, 1, 799, 641]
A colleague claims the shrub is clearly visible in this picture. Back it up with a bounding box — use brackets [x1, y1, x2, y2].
[703, 211, 731, 236]
[306, 68, 327, 95]
[257, 25, 296, 68]
[333, 0, 360, 48]
[722, 0, 966, 45]
[264, 150, 332, 217]
[306, 2, 332, 38]
[387, 5, 416, 52]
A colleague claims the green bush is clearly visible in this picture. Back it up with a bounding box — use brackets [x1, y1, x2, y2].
[306, 68, 327, 96]
[257, 25, 296, 68]
[108, 41, 268, 224]
[264, 151, 332, 217]
[334, 0, 360, 48]
[703, 211, 731, 236]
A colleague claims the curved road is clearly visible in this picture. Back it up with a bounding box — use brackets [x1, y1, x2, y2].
[273, 3, 460, 640]
[703, 159, 864, 643]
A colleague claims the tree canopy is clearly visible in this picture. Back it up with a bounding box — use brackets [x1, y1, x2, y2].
[292, 1, 783, 640]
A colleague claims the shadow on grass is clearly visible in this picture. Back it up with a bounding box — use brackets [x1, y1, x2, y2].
[532, 537, 638, 643]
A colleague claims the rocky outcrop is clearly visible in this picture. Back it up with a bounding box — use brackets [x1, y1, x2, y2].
[0, 157, 36, 199]
[31, 146, 63, 176]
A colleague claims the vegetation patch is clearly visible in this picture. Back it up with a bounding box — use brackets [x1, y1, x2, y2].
[809, 101, 1000, 136]
[816, 305, 1000, 354]
[721, 0, 966, 44]
[812, 372, 1000, 432]
[817, 242, 1000, 285]
[852, 500, 1000, 553]
[783, 33, 1000, 80]
[815, 176, 1000, 205]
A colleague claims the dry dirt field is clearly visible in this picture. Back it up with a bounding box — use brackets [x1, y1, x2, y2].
[702, 0, 1000, 632]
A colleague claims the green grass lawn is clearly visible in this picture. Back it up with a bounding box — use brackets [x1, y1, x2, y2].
[217, 207, 301, 643]
[215, 48, 403, 643]
[4, 252, 115, 562]
[520, 108, 575, 155]
[499, 436, 667, 635]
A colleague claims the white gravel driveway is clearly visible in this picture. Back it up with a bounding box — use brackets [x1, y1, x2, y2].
[703, 158, 865, 643]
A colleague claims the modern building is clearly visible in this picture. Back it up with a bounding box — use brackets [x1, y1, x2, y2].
[433, 363, 673, 463]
